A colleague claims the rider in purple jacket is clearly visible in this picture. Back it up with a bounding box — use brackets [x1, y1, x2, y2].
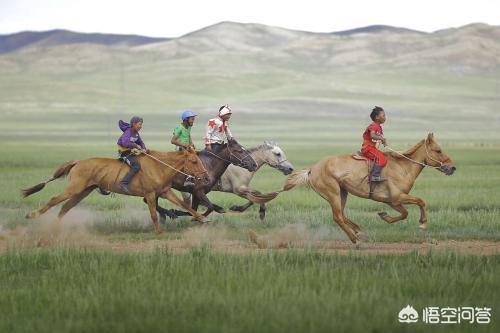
[117, 116, 148, 194]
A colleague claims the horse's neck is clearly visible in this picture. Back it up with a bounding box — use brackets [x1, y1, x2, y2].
[155, 153, 186, 176]
[205, 149, 231, 180]
[249, 148, 267, 173]
[393, 145, 427, 190]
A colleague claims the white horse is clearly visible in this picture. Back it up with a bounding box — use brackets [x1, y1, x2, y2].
[180, 141, 294, 220]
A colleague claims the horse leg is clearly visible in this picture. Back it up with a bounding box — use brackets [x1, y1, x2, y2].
[193, 189, 224, 214]
[212, 204, 226, 214]
[191, 195, 200, 211]
[315, 181, 358, 244]
[340, 188, 362, 235]
[378, 203, 409, 224]
[142, 197, 179, 223]
[161, 189, 208, 223]
[259, 204, 266, 221]
[181, 192, 191, 206]
[155, 197, 179, 224]
[160, 187, 195, 218]
[197, 192, 216, 217]
[145, 193, 162, 234]
[230, 187, 262, 217]
[26, 183, 84, 219]
[230, 201, 253, 212]
[57, 186, 96, 219]
[328, 195, 358, 244]
[395, 194, 428, 229]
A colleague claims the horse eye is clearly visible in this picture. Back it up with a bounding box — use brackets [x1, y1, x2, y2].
[275, 152, 281, 156]
[436, 150, 442, 154]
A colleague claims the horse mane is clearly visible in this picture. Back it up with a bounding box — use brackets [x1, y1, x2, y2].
[248, 144, 270, 153]
[402, 140, 425, 157]
[147, 150, 186, 160]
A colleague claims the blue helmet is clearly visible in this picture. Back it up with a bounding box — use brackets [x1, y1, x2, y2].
[181, 110, 197, 121]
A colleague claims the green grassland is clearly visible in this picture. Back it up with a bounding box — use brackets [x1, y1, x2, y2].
[1, 249, 499, 333]
[1, 139, 499, 242]
[1, 43, 500, 332]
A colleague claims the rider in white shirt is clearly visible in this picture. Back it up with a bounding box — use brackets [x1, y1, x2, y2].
[205, 104, 235, 151]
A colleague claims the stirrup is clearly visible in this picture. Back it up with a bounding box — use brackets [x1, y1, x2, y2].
[371, 176, 386, 182]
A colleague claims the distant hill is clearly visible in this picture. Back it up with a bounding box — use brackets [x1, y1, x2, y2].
[135, 21, 500, 70]
[0, 29, 169, 53]
[2, 22, 499, 70]
[333, 24, 425, 35]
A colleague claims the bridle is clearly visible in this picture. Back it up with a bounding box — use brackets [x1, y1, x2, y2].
[205, 143, 256, 169]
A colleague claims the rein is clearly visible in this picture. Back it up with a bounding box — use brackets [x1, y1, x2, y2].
[385, 144, 443, 169]
[205, 144, 256, 169]
[143, 152, 202, 179]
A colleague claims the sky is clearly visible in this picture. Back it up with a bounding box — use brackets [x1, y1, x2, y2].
[1, 0, 499, 37]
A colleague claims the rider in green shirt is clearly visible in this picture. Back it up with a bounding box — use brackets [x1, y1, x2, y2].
[171, 110, 196, 151]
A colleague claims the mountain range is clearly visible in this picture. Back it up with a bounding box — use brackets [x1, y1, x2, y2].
[1, 22, 499, 70]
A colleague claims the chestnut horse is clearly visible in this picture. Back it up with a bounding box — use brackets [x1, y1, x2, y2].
[22, 149, 210, 233]
[252, 134, 456, 243]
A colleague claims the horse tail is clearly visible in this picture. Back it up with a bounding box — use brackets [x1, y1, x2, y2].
[21, 160, 77, 198]
[283, 168, 310, 191]
[245, 168, 311, 204]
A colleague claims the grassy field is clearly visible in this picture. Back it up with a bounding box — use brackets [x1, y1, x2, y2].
[0, 249, 498, 333]
[1, 139, 499, 242]
[1, 46, 500, 331]
[1, 111, 499, 333]
[1, 140, 500, 332]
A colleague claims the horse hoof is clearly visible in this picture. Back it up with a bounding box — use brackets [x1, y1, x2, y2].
[229, 205, 243, 212]
[193, 216, 209, 224]
[215, 208, 226, 214]
[155, 229, 163, 235]
[167, 211, 178, 219]
[378, 212, 389, 221]
[259, 212, 266, 221]
[419, 223, 428, 230]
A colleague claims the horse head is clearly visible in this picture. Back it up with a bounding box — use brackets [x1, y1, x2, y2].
[183, 148, 211, 185]
[423, 133, 456, 176]
[261, 141, 294, 175]
[227, 139, 258, 172]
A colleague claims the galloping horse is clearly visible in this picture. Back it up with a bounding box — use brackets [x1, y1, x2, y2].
[252, 134, 456, 243]
[153, 139, 258, 220]
[22, 149, 210, 233]
[211, 141, 294, 220]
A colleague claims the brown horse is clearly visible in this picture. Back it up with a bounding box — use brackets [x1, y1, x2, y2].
[22, 149, 211, 233]
[252, 134, 456, 243]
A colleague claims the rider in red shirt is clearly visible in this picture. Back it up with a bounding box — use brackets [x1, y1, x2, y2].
[361, 106, 387, 182]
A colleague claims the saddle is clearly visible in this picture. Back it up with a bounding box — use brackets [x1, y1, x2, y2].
[352, 151, 377, 198]
[118, 156, 132, 166]
[351, 151, 368, 161]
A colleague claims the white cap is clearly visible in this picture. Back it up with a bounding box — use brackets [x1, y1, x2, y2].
[219, 104, 232, 116]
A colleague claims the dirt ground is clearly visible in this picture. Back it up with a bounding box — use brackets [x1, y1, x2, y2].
[1, 220, 499, 256]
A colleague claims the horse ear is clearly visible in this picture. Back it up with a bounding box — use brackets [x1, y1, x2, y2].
[426, 133, 434, 143]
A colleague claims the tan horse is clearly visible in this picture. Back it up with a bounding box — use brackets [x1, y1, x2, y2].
[22, 149, 211, 233]
[252, 134, 456, 243]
